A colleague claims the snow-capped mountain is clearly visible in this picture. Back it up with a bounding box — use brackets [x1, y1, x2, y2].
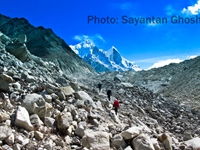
[70, 41, 141, 72]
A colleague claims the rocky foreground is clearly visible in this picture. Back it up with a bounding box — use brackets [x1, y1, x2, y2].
[0, 33, 200, 150]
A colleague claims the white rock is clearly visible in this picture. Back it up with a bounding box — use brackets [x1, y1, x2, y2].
[14, 106, 34, 131]
[111, 134, 127, 149]
[59, 86, 75, 96]
[21, 93, 53, 119]
[44, 117, 55, 128]
[0, 111, 9, 123]
[43, 94, 52, 103]
[121, 82, 133, 88]
[15, 135, 24, 144]
[151, 138, 161, 150]
[13, 143, 22, 150]
[124, 146, 133, 150]
[5, 133, 15, 145]
[56, 112, 73, 133]
[65, 135, 72, 145]
[74, 91, 92, 101]
[132, 134, 155, 150]
[121, 126, 142, 140]
[26, 75, 36, 82]
[184, 137, 200, 150]
[44, 139, 53, 150]
[0, 126, 12, 140]
[34, 131, 44, 140]
[81, 129, 110, 150]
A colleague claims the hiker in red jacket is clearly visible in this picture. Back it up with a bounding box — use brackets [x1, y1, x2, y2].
[113, 99, 119, 115]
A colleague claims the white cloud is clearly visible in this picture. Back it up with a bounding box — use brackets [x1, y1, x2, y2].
[182, 0, 200, 15]
[73, 34, 105, 44]
[189, 55, 198, 59]
[148, 58, 183, 69]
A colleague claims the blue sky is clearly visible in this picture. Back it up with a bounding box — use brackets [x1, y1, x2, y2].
[1, 0, 200, 69]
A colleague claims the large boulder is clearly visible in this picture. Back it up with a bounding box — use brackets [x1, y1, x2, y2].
[21, 93, 53, 119]
[184, 137, 200, 150]
[59, 86, 75, 98]
[0, 74, 13, 91]
[56, 112, 73, 134]
[0, 126, 12, 140]
[111, 134, 127, 149]
[157, 133, 172, 150]
[14, 106, 34, 131]
[132, 134, 155, 150]
[81, 130, 110, 150]
[6, 40, 31, 62]
[121, 126, 142, 140]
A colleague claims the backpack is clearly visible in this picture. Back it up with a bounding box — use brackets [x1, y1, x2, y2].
[113, 100, 119, 108]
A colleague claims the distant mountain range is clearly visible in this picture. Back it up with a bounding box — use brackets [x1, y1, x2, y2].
[70, 40, 141, 72]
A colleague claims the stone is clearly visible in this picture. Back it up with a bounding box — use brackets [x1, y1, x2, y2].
[184, 137, 200, 150]
[12, 82, 21, 89]
[44, 117, 55, 128]
[121, 126, 142, 140]
[26, 75, 36, 82]
[44, 139, 53, 150]
[0, 74, 13, 91]
[21, 93, 53, 119]
[56, 112, 73, 134]
[43, 94, 52, 103]
[67, 125, 75, 136]
[151, 138, 161, 150]
[6, 41, 31, 62]
[5, 133, 15, 145]
[75, 121, 87, 137]
[121, 82, 133, 88]
[14, 106, 34, 131]
[21, 93, 46, 114]
[1, 144, 13, 150]
[65, 135, 72, 145]
[111, 134, 127, 149]
[157, 133, 172, 150]
[57, 91, 66, 100]
[16, 34, 27, 44]
[132, 134, 155, 150]
[30, 114, 43, 129]
[0, 111, 9, 123]
[81, 130, 110, 150]
[74, 91, 92, 101]
[59, 86, 75, 96]
[0, 126, 12, 140]
[13, 143, 22, 150]
[34, 131, 44, 140]
[124, 146, 133, 150]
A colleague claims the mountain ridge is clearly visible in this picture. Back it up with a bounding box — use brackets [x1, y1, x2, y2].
[0, 14, 95, 75]
[70, 41, 141, 72]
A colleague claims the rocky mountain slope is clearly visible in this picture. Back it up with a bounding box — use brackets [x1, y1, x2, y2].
[70, 41, 140, 72]
[111, 56, 200, 109]
[0, 27, 200, 149]
[0, 14, 95, 75]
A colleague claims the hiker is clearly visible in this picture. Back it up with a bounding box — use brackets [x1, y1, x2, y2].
[97, 82, 102, 93]
[107, 89, 112, 101]
[113, 99, 119, 115]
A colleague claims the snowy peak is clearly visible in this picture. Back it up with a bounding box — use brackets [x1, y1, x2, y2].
[106, 46, 122, 65]
[70, 42, 141, 72]
[70, 40, 94, 57]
